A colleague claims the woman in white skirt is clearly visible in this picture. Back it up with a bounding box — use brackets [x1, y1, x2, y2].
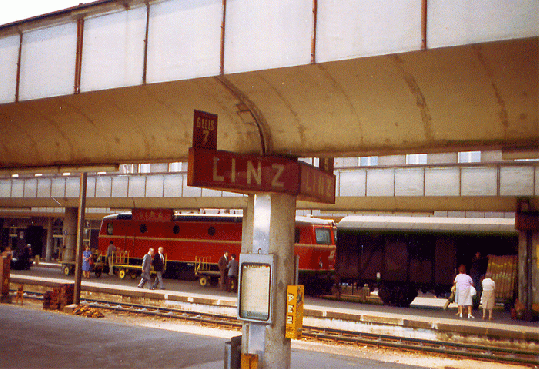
[481, 272, 496, 320]
[454, 264, 475, 318]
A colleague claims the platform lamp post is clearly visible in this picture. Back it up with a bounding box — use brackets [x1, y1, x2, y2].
[73, 172, 87, 305]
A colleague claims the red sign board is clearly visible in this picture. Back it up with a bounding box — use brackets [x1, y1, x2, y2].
[299, 163, 336, 203]
[188, 147, 299, 194]
[132, 208, 174, 222]
[187, 148, 335, 204]
[193, 110, 218, 150]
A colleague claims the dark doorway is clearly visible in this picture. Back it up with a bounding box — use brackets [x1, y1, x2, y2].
[26, 226, 45, 258]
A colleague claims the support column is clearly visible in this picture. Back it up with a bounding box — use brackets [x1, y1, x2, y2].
[74, 173, 87, 305]
[241, 193, 296, 369]
[63, 207, 78, 262]
[45, 218, 53, 262]
[515, 199, 539, 318]
[518, 230, 539, 310]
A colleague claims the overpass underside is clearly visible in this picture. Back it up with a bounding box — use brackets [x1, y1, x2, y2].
[0, 0, 537, 170]
[0, 37, 537, 170]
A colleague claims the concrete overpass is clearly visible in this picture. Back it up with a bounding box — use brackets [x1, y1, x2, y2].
[0, 0, 537, 172]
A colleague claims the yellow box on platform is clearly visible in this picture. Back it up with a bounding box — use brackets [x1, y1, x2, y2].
[241, 353, 258, 369]
[285, 285, 304, 339]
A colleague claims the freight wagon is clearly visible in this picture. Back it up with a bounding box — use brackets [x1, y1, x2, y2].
[335, 216, 518, 307]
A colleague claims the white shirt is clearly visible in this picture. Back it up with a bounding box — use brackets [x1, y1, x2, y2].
[482, 278, 495, 292]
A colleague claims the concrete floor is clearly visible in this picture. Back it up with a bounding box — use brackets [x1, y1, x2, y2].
[0, 303, 429, 369]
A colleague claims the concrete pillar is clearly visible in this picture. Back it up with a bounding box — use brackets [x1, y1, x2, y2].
[518, 230, 539, 310]
[73, 172, 87, 305]
[45, 218, 53, 262]
[241, 193, 296, 369]
[63, 207, 78, 262]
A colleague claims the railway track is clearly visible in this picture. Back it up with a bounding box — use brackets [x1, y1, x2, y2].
[22, 291, 539, 367]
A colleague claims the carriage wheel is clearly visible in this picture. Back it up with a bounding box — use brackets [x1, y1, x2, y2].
[199, 276, 209, 287]
[63, 265, 71, 276]
[118, 269, 126, 279]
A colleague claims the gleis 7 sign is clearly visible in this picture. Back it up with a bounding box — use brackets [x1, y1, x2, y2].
[187, 148, 335, 204]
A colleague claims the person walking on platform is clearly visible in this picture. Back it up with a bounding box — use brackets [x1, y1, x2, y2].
[106, 241, 116, 276]
[481, 272, 496, 320]
[218, 251, 229, 291]
[227, 254, 239, 292]
[151, 247, 165, 290]
[454, 264, 475, 318]
[137, 248, 154, 289]
[21, 244, 33, 270]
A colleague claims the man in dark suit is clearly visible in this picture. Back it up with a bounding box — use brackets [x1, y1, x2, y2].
[151, 247, 165, 290]
[137, 248, 154, 289]
[218, 251, 229, 291]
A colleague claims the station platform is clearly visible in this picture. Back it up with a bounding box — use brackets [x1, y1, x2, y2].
[6, 264, 539, 355]
[3, 301, 444, 369]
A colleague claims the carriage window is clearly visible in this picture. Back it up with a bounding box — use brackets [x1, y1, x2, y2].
[208, 227, 216, 236]
[107, 223, 113, 235]
[173, 225, 180, 234]
[315, 228, 331, 244]
[294, 228, 300, 243]
[140, 224, 148, 233]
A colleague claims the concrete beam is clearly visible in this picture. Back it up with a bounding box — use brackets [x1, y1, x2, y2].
[0, 38, 536, 170]
[1, 195, 537, 213]
[305, 196, 539, 213]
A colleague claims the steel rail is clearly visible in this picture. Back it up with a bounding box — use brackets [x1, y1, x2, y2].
[20, 291, 539, 367]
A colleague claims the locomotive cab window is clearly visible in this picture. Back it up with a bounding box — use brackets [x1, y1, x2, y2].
[315, 228, 331, 244]
[294, 228, 300, 243]
[106, 223, 113, 235]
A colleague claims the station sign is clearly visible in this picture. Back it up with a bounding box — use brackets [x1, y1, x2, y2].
[192, 110, 218, 150]
[299, 162, 335, 204]
[188, 147, 299, 195]
[187, 148, 336, 204]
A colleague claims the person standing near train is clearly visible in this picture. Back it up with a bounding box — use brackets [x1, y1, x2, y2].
[82, 245, 92, 279]
[481, 272, 496, 320]
[227, 254, 239, 292]
[106, 241, 116, 276]
[151, 247, 165, 290]
[454, 264, 475, 318]
[137, 248, 154, 289]
[218, 251, 229, 291]
[470, 251, 487, 308]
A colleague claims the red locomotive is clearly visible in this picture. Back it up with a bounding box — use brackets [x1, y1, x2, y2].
[97, 208, 336, 294]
